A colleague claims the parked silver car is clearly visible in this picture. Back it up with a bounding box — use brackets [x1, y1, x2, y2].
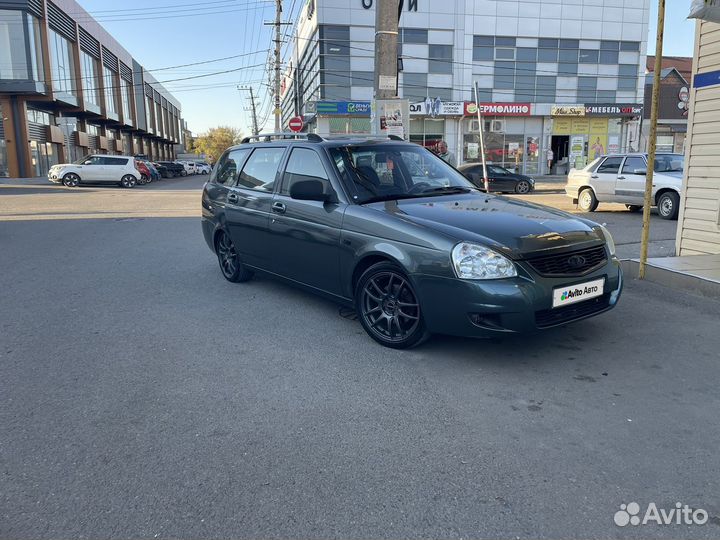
[565, 153, 684, 220]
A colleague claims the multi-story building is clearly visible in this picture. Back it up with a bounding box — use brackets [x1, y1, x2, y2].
[280, 0, 650, 175]
[0, 0, 184, 178]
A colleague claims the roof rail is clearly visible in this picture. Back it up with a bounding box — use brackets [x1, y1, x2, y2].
[240, 132, 324, 144]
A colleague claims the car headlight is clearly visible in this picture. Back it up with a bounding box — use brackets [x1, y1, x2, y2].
[451, 242, 517, 280]
[599, 225, 616, 257]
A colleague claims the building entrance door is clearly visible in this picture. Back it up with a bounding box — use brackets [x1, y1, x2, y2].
[551, 135, 569, 174]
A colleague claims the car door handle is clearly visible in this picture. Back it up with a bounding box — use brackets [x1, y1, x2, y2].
[227, 192, 239, 204]
[272, 201, 286, 214]
[591, 175, 599, 179]
[617, 176, 626, 180]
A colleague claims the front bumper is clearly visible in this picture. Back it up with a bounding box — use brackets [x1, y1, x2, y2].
[413, 258, 623, 338]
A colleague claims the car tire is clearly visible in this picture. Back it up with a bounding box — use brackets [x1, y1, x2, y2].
[139, 174, 148, 185]
[515, 180, 531, 194]
[578, 187, 599, 212]
[657, 191, 680, 220]
[215, 231, 254, 283]
[355, 261, 430, 349]
[626, 204, 642, 212]
[62, 173, 80, 187]
[120, 175, 137, 188]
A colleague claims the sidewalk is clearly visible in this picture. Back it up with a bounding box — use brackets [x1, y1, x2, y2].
[0, 177, 47, 186]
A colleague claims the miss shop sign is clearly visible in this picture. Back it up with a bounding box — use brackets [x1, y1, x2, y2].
[464, 102, 531, 116]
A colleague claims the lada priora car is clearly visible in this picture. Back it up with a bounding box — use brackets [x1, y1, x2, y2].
[202, 134, 622, 348]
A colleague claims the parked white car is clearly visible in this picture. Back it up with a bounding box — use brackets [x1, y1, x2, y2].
[194, 162, 211, 174]
[565, 153, 685, 220]
[48, 155, 142, 188]
[177, 161, 195, 175]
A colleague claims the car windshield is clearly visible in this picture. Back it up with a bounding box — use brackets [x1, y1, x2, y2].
[329, 144, 478, 204]
[654, 154, 684, 172]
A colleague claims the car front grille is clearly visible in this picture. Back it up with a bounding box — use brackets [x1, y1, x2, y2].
[526, 245, 607, 276]
[535, 294, 611, 328]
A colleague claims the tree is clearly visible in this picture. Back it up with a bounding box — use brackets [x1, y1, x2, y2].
[192, 126, 243, 163]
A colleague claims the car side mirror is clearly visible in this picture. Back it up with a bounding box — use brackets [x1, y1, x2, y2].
[633, 168, 647, 175]
[83, 160, 92, 165]
[290, 178, 331, 202]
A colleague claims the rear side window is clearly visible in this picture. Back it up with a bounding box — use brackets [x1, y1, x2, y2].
[281, 148, 330, 196]
[213, 148, 250, 185]
[237, 147, 286, 191]
[597, 157, 623, 174]
[622, 156, 646, 174]
[102, 157, 128, 166]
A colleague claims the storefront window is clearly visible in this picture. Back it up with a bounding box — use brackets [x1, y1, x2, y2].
[409, 118, 445, 150]
[0, 139, 8, 177]
[328, 117, 371, 134]
[29, 141, 60, 177]
[462, 118, 542, 173]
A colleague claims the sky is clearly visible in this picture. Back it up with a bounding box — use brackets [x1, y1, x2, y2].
[78, 0, 697, 137]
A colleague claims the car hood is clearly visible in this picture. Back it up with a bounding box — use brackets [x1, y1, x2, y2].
[51, 163, 76, 168]
[365, 193, 604, 258]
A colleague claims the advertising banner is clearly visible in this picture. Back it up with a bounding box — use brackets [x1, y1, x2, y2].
[551, 105, 585, 116]
[464, 102, 531, 116]
[373, 99, 410, 140]
[410, 100, 464, 116]
[584, 103, 643, 116]
[314, 101, 372, 116]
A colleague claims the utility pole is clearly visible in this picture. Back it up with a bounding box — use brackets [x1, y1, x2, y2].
[639, 0, 665, 279]
[274, 0, 282, 132]
[373, 0, 401, 100]
[239, 86, 260, 136]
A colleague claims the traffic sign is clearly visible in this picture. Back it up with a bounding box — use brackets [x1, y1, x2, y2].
[288, 116, 303, 132]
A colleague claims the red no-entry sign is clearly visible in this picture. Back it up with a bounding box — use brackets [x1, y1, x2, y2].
[288, 116, 303, 132]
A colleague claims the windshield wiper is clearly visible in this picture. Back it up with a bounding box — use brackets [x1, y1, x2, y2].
[418, 186, 477, 195]
[360, 193, 422, 204]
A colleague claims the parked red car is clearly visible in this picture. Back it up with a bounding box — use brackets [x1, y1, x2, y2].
[135, 160, 152, 185]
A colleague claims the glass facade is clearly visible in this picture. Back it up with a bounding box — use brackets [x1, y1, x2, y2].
[49, 29, 75, 97]
[103, 66, 116, 114]
[472, 35, 641, 103]
[80, 51, 100, 106]
[0, 10, 29, 79]
[120, 78, 133, 124]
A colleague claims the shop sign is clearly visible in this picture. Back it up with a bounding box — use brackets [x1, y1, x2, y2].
[410, 99, 464, 117]
[694, 69, 720, 89]
[464, 102, 531, 116]
[313, 101, 371, 116]
[584, 103, 643, 116]
[551, 105, 585, 117]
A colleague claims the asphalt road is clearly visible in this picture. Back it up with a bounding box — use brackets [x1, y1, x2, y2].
[2, 178, 719, 539]
[0, 175, 677, 259]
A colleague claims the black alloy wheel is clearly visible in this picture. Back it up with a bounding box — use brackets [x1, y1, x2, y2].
[215, 231, 253, 282]
[62, 173, 80, 187]
[120, 175, 137, 188]
[515, 180, 531, 194]
[356, 262, 429, 349]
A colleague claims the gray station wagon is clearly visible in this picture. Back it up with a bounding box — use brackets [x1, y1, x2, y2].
[201, 133, 622, 348]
